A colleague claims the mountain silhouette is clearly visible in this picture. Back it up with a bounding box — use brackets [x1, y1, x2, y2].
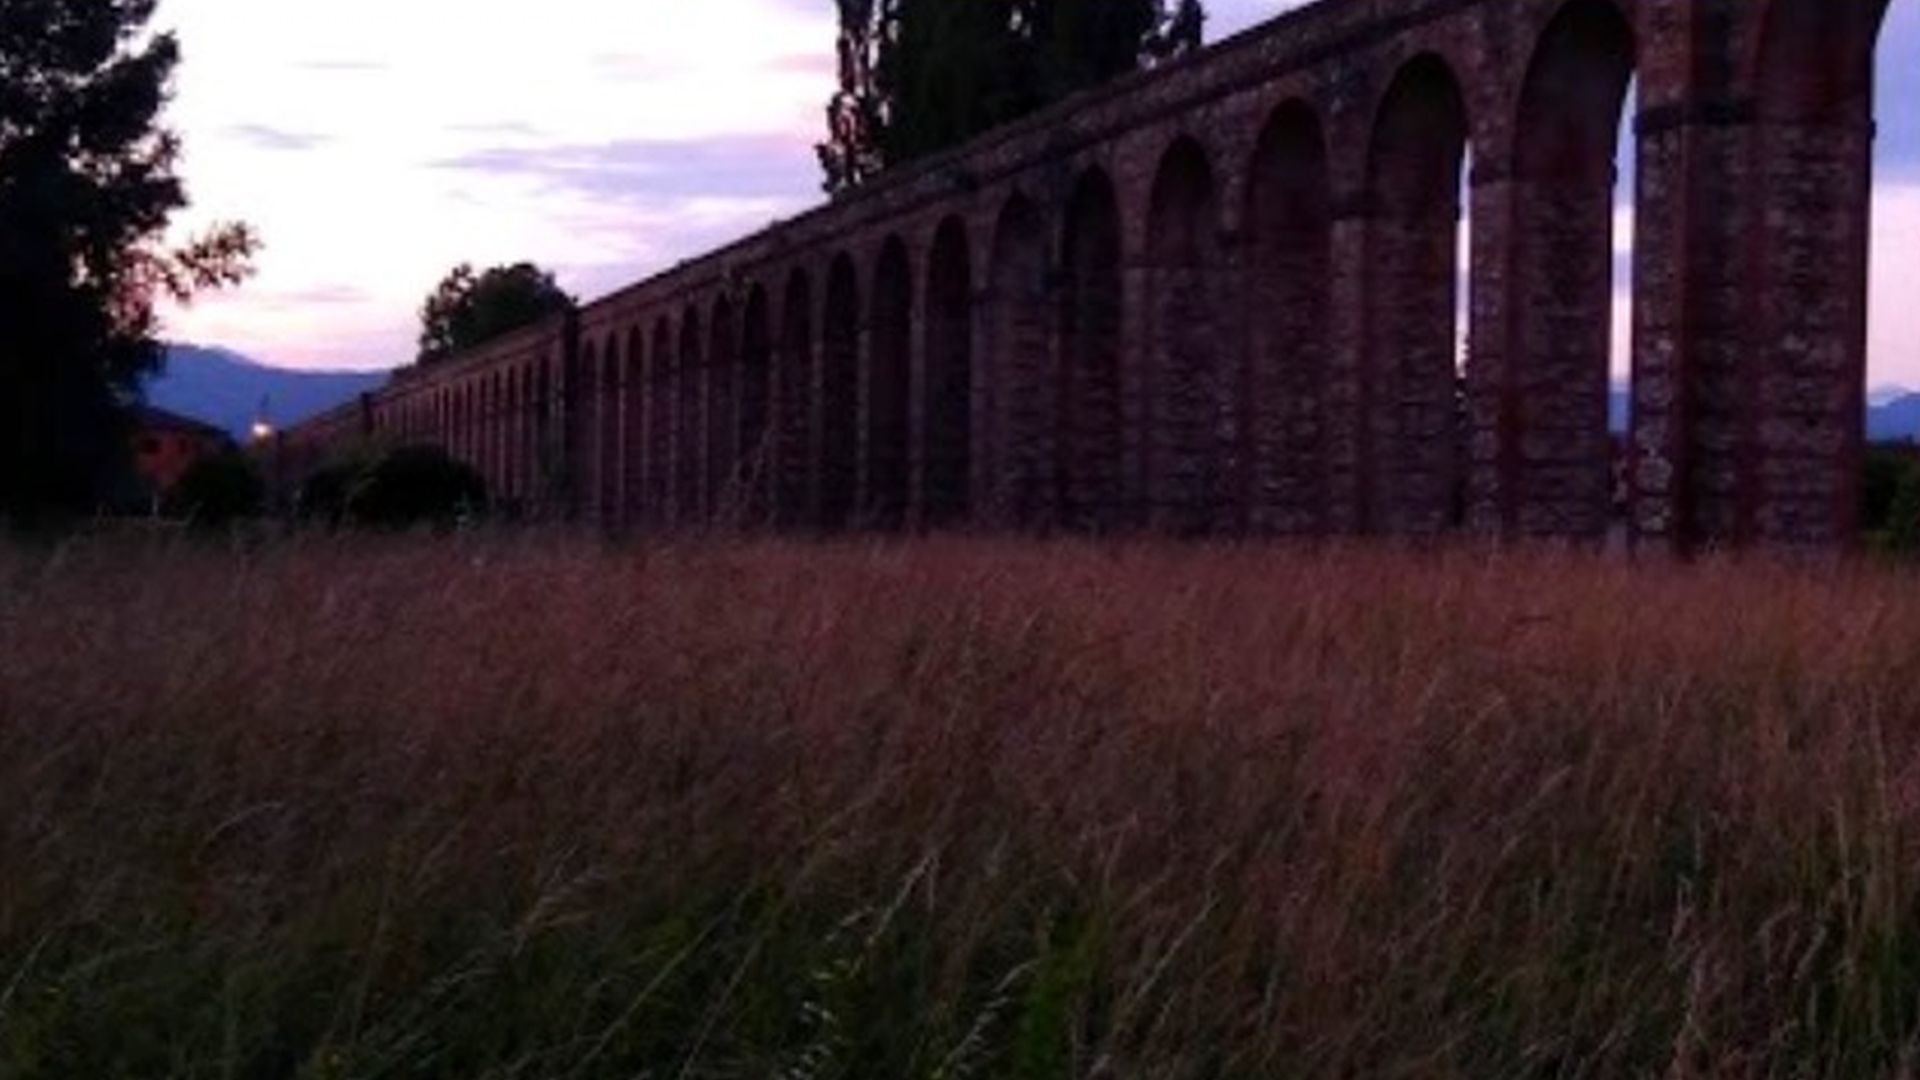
[145, 345, 387, 440]
[145, 355, 1918, 449]
[1610, 385, 1920, 443]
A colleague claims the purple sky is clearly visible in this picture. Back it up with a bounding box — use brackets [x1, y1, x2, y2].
[153, 0, 1920, 387]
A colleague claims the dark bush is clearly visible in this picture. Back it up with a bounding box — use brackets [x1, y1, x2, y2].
[165, 451, 265, 528]
[1889, 466, 1920, 555]
[296, 459, 366, 525]
[348, 444, 487, 528]
[1862, 444, 1917, 535]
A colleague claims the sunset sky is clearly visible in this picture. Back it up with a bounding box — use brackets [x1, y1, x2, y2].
[154, 0, 1920, 385]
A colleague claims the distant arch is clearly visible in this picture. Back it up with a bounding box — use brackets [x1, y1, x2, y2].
[740, 285, 774, 521]
[576, 340, 599, 515]
[707, 297, 739, 517]
[677, 308, 706, 524]
[822, 254, 861, 529]
[777, 270, 815, 527]
[988, 193, 1051, 526]
[868, 237, 913, 528]
[1061, 168, 1128, 531]
[600, 334, 623, 524]
[924, 216, 974, 526]
[624, 328, 646, 521]
[1364, 53, 1470, 535]
[1245, 100, 1333, 535]
[520, 365, 537, 505]
[649, 317, 675, 522]
[1145, 136, 1228, 534]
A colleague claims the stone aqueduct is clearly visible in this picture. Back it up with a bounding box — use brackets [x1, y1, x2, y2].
[282, 0, 1895, 548]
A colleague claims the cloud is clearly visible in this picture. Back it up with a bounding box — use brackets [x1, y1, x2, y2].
[295, 59, 388, 74]
[225, 124, 330, 152]
[152, 0, 1920, 383]
[429, 134, 817, 204]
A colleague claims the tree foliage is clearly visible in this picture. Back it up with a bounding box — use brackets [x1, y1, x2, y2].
[418, 262, 575, 365]
[165, 449, 265, 528]
[0, 0, 256, 521]
[820, 0, 1205, 193]
[298, 443, 487, 530]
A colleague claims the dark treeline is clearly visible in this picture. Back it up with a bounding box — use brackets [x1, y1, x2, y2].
[0, 0, 253, 524]
[820, 0, 1205, 193]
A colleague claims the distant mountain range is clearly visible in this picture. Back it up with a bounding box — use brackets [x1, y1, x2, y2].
[1611, 385, 1920, 444]
[144, 347, 1920, 449]
[146, 345, 388, 440]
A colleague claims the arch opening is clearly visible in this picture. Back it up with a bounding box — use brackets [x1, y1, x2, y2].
[740, 286, 773, 522]
[1365, 54, 1470, 536]
[1146, 137, 1229, 535]
[868, 239, 913, 528]
[677, 309, 706, 525]
[574, 342, 598, 518]
[1061, 169, 1128, 532]
[1746, 0, 1891, 543]
[707, 298, 739, 518]
[600, 337, 623, 526]
[1505, 0, 1637, 541]
[925, 218, 974, 526]
[1245, 101, 1333, 535]
[987, 195, 1051, 528]
[648, 319, 674, 525]
[822, 255, 861, 529]
[777, 272, 815, 528]
[623, 330, 645, 523]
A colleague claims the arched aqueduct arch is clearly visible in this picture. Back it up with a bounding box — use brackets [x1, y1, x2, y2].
[305, 0, 1902, 550]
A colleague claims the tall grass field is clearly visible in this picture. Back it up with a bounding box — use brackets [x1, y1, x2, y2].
[6, 535, 1920, 1077]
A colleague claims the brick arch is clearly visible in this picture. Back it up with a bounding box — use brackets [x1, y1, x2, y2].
[599, 333, 623, 525]
[822, 253, 861, 529]
[1735, 0, 1889, 544]
[1145, 135, 1229, 535]
[520, 364, 537, 506]
[1364, 52, 1470, 536]
[575, 339, 598, 515]
[648, 316, 675, 523]
[677, 306, 706, 524]
[1754, 0, 1885, 122]
[1245, 98, 1332, 536]
[868, 236, 913, 528]
[1060, 167, 1129, 531]
[1496, 0, 1637, 541]
[739, 283, 773, 520]
[776, 268, 815, 527]
[707, 296, 739, 515]
[924, 215, 974, 527]
[987, 191, 1051, 528]
[623, 327, 645, 522]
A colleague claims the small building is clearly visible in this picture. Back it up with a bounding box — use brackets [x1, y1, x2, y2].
[131, 405, 234, 503]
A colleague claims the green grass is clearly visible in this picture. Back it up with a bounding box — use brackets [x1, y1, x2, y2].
[6, 534, 1920, 1077]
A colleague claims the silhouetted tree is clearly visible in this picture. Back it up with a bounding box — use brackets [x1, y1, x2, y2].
[418, 263, 575, 365]
[820, 0, 1204, 193]
[0, 0, 256, 522]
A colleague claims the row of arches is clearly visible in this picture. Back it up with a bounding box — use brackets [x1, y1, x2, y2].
[365, 0, 1889, 546]
[386, 360, 551, 507]
[558, 230, 978, 530]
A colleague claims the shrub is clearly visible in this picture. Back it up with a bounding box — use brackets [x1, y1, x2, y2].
[1861, 444, 1916, 535]
[348, 444, 487, 528]
[297, 444, 486, 529]
[163, 450, 264, 527]
[1889, 464, 1920, 554]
